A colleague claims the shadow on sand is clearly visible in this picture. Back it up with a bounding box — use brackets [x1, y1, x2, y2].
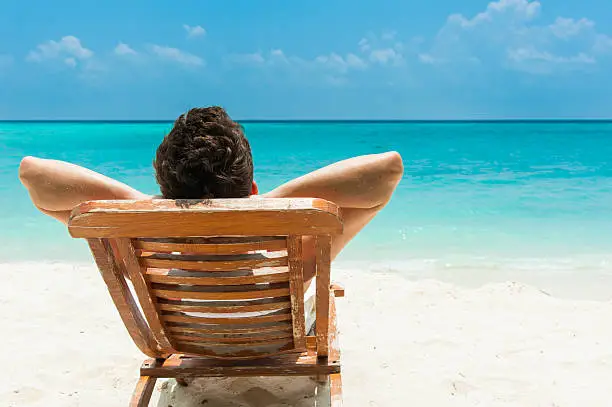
[156, 377, 331, 407]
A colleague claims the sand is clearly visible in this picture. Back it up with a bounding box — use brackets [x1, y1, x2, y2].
[3, 262, 612, 406]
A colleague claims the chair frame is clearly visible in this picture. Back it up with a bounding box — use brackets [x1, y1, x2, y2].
[68, 198, 345, 406]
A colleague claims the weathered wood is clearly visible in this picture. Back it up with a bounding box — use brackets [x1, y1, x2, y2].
[69, 198, 343, 401]
[330, 373, 343, 407]
[140, 236, 286, 244]
[331, 283, 345, 298]
[130, 375, 157, 407]
[287, 236, 306, 349]
[134, 238, 287, 255]
[161, 311, 292, 325]
[115, 238, 174, 352]
[176, 337, 293, 348]
[167, 323, 293, 335]
[178, 342, 298, 359]
[140, 255, 288, 272]
[72, 198, 340, 214]
[172, 332, 293, 344]
[140, 353, 341, 377]
[146, 268, 290, 286]
[328, 294, 341, 363]
[158, 298, 291, 313]
[69, 198, 342, 238]
[87, 238, 161, 358]
[315, 235, 332, 358]
[154, 287, 290, 301]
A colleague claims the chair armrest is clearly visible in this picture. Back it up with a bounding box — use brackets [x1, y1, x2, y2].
[331, 282, 345, 297]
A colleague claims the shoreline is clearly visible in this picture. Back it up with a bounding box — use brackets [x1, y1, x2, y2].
[4, 256, 612, 301]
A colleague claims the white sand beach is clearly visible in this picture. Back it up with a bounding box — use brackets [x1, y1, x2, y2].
[3, 262, 612, 406]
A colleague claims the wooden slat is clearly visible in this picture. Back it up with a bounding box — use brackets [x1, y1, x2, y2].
[178, 342, 298, 359]
[115, 238, 174, 352]
[154, 287, 290, 301]
[68, 198, 343, 238]
[328, 294, 340, 363]
[146, 269, 290, 286]
[315, 235, 332, 358]
[158, 298, 291, 313]
[330, 373, 343, 407]
[167, 324, 293, 335]
[161, 312, 292, 325]
[172, 329, 297, 340]
[175, 338, 293, 348]
[287, 236, 306, 349]
[86, 238, 161, 358]
[140, 353, 341, 377]
[141, 255, 288, 272]
[331, 282, 345, 298]
[134, 238, 287, 255]
[172, 332, 293, 343]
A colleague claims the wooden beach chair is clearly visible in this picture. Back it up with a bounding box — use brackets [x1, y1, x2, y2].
[68, 198, 345, 406]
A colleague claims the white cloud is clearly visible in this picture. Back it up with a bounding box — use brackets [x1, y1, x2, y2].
[315, 52, 366, 73]
[448, 0, 540, 28]
[114, 42, 137, 56]
[369, 48, 401, 65]
[549, 17, 594, 39]
[27, 36, 93, 67]
[64, 57, 77, 68]
[507, 47, 595, 74]
[508, 47, 595, 64]
[345, 53, 367, 68]
[357, 33, 405, 66]
[183, 24, 206, 38]
[151, 45, 204, 66]
[228, 49, 299, 67]
[358, 38, 370, 52]
[421, 0, 611, 74]
[418, 53, 437, 64]
[269, 49, 292, 65]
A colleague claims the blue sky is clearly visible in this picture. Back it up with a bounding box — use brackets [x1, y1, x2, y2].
[1, 0, 612, 119]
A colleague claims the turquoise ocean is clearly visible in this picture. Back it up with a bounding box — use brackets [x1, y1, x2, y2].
[2, 121, 612, 290]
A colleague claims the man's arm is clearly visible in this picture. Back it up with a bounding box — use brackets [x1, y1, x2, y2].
[18, 156, 148, 224]
[264, 151, 404, 264]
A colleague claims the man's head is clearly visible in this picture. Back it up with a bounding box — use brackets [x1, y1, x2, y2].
[154, 106, 256, 199]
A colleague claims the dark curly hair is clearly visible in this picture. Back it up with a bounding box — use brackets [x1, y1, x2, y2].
[153, 106, 254, 199]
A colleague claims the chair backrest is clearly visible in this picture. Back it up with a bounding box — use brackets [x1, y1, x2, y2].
[68, 198, 342, 360]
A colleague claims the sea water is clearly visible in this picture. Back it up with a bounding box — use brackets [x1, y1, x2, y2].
[2, 121, 612, 290]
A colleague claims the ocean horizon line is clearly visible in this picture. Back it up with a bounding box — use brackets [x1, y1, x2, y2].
[3, 118, 612, 124]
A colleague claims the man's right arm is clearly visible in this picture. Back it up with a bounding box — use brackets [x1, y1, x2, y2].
[18, 156, 148, 224]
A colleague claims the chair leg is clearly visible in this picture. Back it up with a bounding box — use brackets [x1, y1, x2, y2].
[175, 378, 189, 387]
[130, 376, 157, 407]
[329, 373, 342, 407]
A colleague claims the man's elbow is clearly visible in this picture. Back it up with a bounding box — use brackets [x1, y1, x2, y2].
[18, 156, 41, 186]
[372, 151, 403, 208]
[383, 151, 404, 181]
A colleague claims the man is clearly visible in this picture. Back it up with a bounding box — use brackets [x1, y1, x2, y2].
[18, 106, 403, 285]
